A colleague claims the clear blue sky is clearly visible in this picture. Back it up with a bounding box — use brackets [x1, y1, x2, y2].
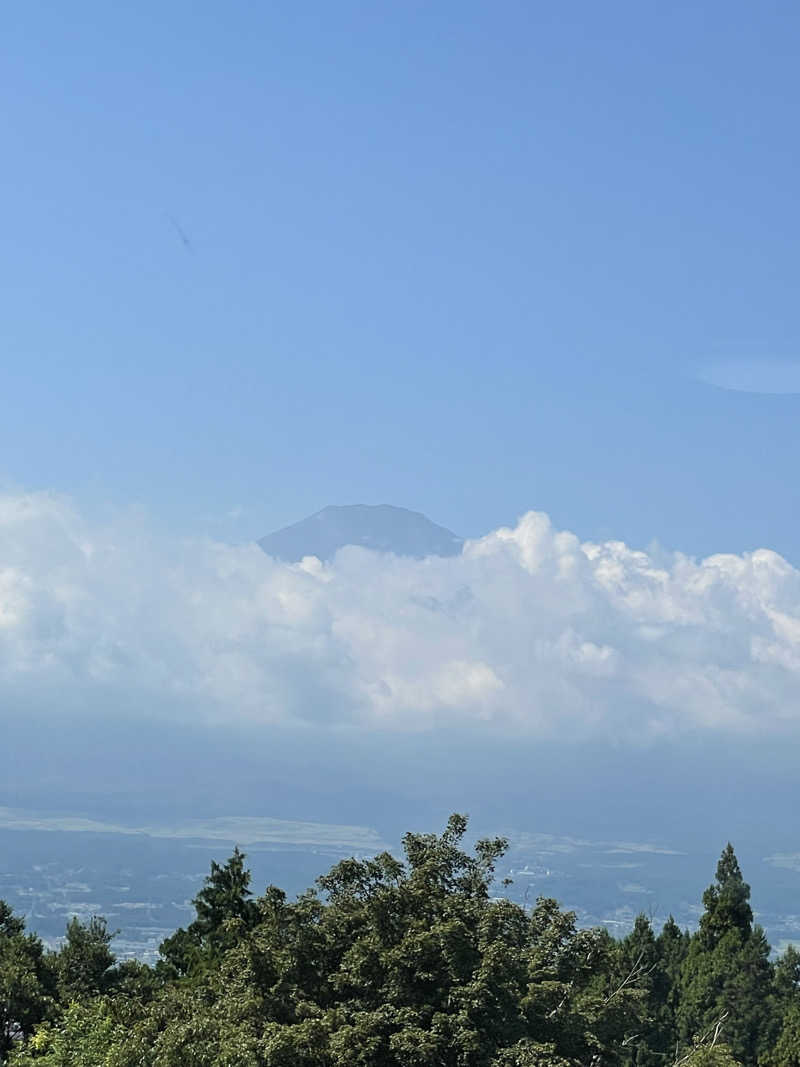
[2, 1, 799, 559]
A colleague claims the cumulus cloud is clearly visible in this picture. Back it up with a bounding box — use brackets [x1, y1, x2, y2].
[1, 492, 799, 740]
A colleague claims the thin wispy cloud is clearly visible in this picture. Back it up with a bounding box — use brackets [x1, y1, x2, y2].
[696, 358, 800, 395]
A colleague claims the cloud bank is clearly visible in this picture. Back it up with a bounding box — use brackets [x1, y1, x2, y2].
[1, 491, 799, 740]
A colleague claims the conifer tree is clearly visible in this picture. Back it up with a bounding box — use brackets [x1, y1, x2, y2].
[763, 1000, 800, 1067]
[677, 845, 772, 1064]
[192, 846, 258, 938]
[158, 846, 259, 978]
[55, 916, 116, 1001]
[615, 913, 680, 1066]
[655, 915, 690, 1059]
[761, 945, 800, 1066]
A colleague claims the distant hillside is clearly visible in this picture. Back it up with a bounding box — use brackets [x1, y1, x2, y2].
[259, 504, 463, 562]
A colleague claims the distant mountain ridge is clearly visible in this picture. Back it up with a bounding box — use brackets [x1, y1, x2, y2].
[259, 504, 463, 562]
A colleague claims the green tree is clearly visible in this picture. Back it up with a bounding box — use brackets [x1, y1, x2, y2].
[307, 813, 530, 1066]
[11, 820, 796, 1066]
[158, 846, 259, 979]
[760, 945, 800, 1066]
[132, 816, 537, 1065]
[613, 913, 672, 1066]
[55, 916, 116, 1001]
[193, 847, 258, 936]
[656, 914, 690, 1058]
[677, 845, 772, 1065]
[0, 902, 57, 1062]
[108, 958, 160, 1001]
[8, 999, 128, 1067]
[763, 999, 800, 1066]
[772, 943, 800, 1005]
[497, 894, 645, 1064]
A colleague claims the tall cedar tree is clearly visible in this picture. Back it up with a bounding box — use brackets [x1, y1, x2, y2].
[655, 915, 690, 1058]
[616, 914, 674, 1066]
[158, 845, 260, 978]
[677, 844, 773, 1064]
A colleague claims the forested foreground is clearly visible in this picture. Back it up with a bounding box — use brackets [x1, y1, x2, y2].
[3, 816, 800, 1066]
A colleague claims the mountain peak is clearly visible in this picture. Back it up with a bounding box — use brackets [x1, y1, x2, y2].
[259, 504, 463, 562]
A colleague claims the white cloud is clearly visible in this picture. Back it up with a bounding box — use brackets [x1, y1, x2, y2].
[696, 358, 800, 395]
[1, 492, 799, 739]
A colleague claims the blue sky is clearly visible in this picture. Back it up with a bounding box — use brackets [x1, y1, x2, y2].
[2, 1, 800, 561]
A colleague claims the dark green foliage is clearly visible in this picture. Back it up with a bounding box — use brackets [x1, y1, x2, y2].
[54, 916, 115, 1001]
[612, 913, 673, 1065]
[158, 844, 259, 978]
[193, 846, 259, 935]
[700, 845, 753, 944]
[110, 957, 162, 1001]
[0, 903, 56, 1062]
[761, 946, 800, 1066]
[764, 999, 800, 1066]
[772, 943, 800, 1004]
[677, 844, 773, 1065]
[519, 900, 623, 1062]
[6, 823, 800, 1065]
[232, 814, 536, 1065]
[657, 914, 690, 1036]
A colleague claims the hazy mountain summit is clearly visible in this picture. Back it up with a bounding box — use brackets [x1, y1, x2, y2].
[259, 504, 463, 562]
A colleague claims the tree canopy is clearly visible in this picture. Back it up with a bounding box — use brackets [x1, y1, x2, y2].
[3, 819, 799, 1066]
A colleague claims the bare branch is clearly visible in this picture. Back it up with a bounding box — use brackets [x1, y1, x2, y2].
[671, 1013, 729, 1065]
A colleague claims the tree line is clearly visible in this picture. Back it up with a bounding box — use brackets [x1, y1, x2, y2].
[2, 814, 800, 1065]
